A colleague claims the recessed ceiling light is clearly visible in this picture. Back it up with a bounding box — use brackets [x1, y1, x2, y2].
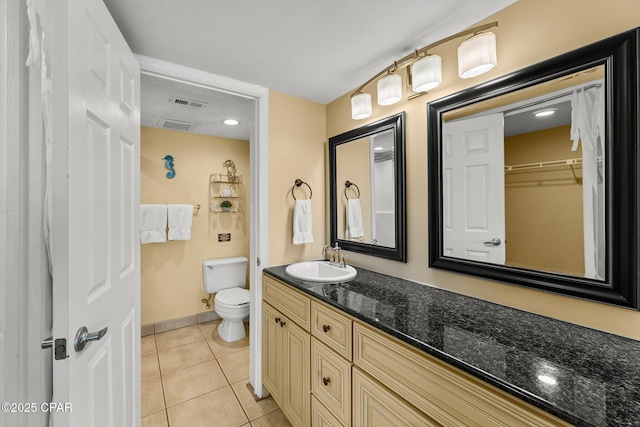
[533, 108, 557, 118]
[223, 119, 240, 126]
[374, 146, 384, 151]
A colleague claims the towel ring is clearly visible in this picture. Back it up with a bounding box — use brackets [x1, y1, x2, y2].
[292, 179, 313, 200]
[344, 181, 360, 199]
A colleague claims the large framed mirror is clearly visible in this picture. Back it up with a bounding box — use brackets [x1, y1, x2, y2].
[329, 112, 406, 262]
[428, 29, 639, 309]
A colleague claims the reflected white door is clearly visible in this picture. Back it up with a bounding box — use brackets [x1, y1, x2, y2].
[50, 0, 140, 425]
[442, 113, 505, 264]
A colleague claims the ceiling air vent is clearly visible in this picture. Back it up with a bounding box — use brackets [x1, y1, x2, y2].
[157, 118, 197, 132]
[169, 97, 208, 109]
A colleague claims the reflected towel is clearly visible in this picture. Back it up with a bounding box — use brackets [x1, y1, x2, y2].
[140, 204, 167, 244]
[293, 199, 313, 244]
[345, 199, 364, 238]
[168, 204, 193, 241]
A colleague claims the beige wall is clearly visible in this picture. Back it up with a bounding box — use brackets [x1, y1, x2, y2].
[505, 125, 584, 276]
[140, 127, 250, 324]
[269, 90, 327, 266]
[325, 0, 640, 340]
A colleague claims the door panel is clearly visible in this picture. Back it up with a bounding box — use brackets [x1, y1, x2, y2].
[442, 113, 505, 264]
[50, 0, 140, 425]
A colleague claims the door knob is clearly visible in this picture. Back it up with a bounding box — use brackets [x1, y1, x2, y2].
[74, 326, 108, 352]
[483, 238, 501, 246]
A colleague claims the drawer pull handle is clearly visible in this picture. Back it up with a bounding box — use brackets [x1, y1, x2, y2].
[322, 377, 331, 386]
[275, 317, 281, 324]
[280, 321, 286, 327]
[322, 324, 331, 333]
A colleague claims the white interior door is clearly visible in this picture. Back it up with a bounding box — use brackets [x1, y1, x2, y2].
[50, 0, 140, 425]
[442, 113, 505, 264]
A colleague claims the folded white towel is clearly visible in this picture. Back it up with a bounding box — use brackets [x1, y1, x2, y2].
[293, 199, 313, 244]
[168, 204, 193, 241]
[140, 204, 167, 244]
[345, 199, 364, 238]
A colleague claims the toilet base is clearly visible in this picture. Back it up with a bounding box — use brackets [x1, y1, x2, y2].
[218, 319, 246, 342]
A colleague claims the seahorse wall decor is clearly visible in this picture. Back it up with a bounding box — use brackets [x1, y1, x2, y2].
[163, 155, 176, 179]
[223, 159, 237, 182]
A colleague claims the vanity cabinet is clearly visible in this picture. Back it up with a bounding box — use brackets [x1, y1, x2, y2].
[310, 301, 353, 426]
[352, 367, 440, 427]
[263, 273, 571, 427]
[262, 276, 310, 427]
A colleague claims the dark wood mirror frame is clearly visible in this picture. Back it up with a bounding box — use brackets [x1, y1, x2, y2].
[329, 112, 407, 262]
[428, 29, 640, 309]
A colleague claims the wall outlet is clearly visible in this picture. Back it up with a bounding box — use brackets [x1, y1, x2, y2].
[218, 233, 231, 242]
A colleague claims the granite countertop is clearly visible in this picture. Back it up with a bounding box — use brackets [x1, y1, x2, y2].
[263, 264, 640, 427]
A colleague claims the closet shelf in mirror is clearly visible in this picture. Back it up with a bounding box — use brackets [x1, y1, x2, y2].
[504, 158, 582, 174]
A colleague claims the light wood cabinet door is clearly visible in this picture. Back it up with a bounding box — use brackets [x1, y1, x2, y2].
[353, 368, 441, 427]
[311, 338, 351, 425]
[312, 396, 345, 427]
[264, 275, 311, 331]
[282, 315, 311, 427]
[263, 302, 283, 405]
[311, 301, 352, 361]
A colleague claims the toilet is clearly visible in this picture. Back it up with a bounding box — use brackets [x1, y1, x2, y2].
[202, 257, 250, 342]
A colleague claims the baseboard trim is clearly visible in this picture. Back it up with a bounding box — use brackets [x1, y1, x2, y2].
[141, 310, 221, 336]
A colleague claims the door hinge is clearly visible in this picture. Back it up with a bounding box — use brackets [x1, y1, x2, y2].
[257, 257, 261, 266]
[55, 338, 68, 360]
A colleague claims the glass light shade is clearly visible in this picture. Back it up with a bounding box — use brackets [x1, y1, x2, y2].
[351, 93, 372, 120]
[458, 32, 497, 79]
[411, 55, 442, 92]
[377, 74, 403, 106]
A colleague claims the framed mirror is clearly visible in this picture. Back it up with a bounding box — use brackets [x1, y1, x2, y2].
[329, 112, 406, 262]
[428, 29, 639, 309]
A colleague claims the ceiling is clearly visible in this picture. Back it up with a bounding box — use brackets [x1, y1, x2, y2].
[106, 0, 517, 139]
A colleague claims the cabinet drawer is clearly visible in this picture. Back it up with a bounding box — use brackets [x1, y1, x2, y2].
[312, 396, 345, 427]
[353, 367, 440, 427]
[263, 275, 310, 331]
[311, 301, 352, 360]
[354, 322, 570, 427]
[311, 338, 351, 426]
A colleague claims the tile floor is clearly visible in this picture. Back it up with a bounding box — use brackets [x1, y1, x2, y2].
[141, 320, 291, 427]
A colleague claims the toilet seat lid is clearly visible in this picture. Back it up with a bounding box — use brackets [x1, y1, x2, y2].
[215, 288, 250, 305]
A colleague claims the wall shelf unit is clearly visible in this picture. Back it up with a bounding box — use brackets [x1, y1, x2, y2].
[209, 173, 244, 213]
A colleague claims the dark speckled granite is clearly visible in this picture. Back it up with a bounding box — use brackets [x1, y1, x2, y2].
[264, 264, 640, 427]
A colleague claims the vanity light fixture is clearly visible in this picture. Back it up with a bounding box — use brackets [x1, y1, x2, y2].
[350, 22, 498, 120]
[458, 31, 497, 79]
[377, 73, 403, 106]
[533, 108, 557, 117]
[351, 92, 373, 120]
[223, 118, 240, 126]
[412, 54, 443, 92]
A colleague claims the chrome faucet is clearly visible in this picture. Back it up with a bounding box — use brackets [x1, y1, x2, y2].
[322, 242, 349, 268]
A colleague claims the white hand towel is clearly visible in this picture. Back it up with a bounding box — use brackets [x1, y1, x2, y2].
[293, 199, 313, 244]
[345, 199, 364, 238]
[140, 204, 167, 244]
[168, 204, 193, 241]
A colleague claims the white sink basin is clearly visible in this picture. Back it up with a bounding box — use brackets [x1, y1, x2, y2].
[285, 261, 357, 283]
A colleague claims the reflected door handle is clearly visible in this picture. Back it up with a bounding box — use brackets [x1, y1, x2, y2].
[74, 326, 108, 352]
[41, 337, 53, 349]
[483, 238, 502, 246]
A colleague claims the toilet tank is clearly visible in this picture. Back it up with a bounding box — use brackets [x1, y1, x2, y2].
[202, 256, 248, 293]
